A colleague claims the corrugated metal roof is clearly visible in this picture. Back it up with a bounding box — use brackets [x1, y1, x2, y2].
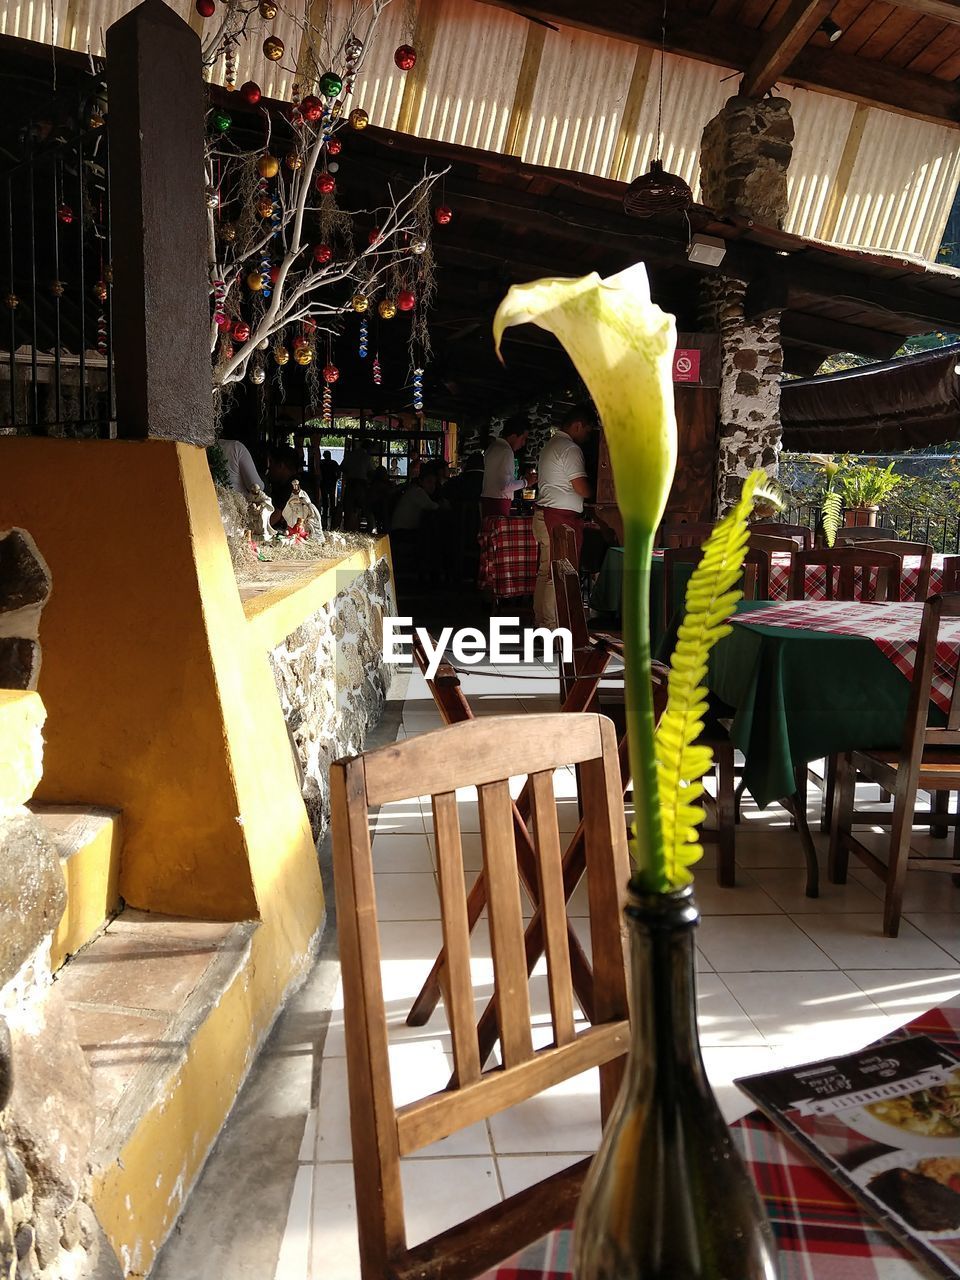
[7, 0, 960, 263]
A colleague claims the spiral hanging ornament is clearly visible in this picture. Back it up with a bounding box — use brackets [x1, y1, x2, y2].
[322, 383, 333, 424]
[394, 45, 417, 71]
[213, 278, 229, 328]
[413, 367, 424, 413]
[359, 317, 369, 358]
[373, 353, 382, 386]
[97, 312, 108, 357]
[224, 41, 237, 91]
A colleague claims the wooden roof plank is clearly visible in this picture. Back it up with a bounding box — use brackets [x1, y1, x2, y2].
[740, 0, 837, 96]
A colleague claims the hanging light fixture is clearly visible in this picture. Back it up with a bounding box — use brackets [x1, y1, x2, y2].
[623, 0, 692, 218]
[818, 17, 843, 41]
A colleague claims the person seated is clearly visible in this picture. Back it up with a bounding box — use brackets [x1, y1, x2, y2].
[443, 453, 485, 505]
[391, 462, 446, 532]
[267, 443, 311, 530]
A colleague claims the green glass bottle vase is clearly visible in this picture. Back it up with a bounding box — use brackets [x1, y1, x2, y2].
[573, 884, 778, 1279]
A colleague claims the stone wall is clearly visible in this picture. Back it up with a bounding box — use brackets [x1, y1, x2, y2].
[267, 558, 394, 843]
[699, 96, 794, 229]
[700, 276, 783, 514]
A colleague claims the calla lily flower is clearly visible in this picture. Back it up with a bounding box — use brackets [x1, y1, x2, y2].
[493, 264, 677, 531]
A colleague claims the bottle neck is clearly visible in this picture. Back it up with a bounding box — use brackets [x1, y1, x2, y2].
[626, 886, 709, 1091]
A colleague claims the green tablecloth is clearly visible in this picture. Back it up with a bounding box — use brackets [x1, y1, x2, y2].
[710, 600, 916, 806]
[590, 548, 691, 653]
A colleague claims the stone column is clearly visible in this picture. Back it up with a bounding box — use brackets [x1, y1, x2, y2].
[699, 96, 794, 513]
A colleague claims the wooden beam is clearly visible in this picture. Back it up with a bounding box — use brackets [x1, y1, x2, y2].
[611, 45, 655, 182]
[740, 0, 835, 98]
[816, 102, 870, 242]
[888, 0, 960, 25]
[504, 21, 547, 156]
[397, 0, 445, 136]
[779, 311, 905, 359]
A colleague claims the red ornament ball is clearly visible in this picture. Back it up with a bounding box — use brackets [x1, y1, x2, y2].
[397, 289, 415, 311]
[215, 312, 231, 329]
[232, 320, 251, 343]
[313, 243, 333, 264]
[292, 335, 309, 352]
[195, 0, 216, 15]
[394, 44, 417, 71]
[239, 81, 262, 106]
[57, 203, 73, 225]
[327, 138, 342, 156]
[368, 227, 382, 246]
[434, 204, 453, 226]
[270, 264, 281, 283]
[315, 171, 336, 195]
[301, 95, 323, 123]
[323, 363, 340, 384]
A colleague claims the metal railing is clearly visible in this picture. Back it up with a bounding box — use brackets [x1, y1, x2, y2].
[1, 74, 115, 438]
[781, 503, 960, 553]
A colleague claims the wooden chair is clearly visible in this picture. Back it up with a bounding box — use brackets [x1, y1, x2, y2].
[858, 540, 934, 602]
[663, 545, 770, 630]
[943, 555, 960, 592]
[830, 593, 960, 936]
[330, 714, 631, 1279]
[788, 547, 903, 603]
[835, 524, 897, 544]
[750, 521, 814, 550]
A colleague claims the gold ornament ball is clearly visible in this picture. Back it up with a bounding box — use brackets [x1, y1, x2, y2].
[5, 293, 19, 310]
[257, 153, 280, 178]
[247, 271, 264, 291]
[220, 222, 237, 243]
[250, 366, 266, 385]
[256, 196, 275, 218]
[263, 35, 284, 61]
[351, 293, 369, 313]
[285, 150, 303, 171]
[274, 344, 290, 366]
[93, 281, 108, 303]
[260, 1, 279, 20]
[294, 345, 313, 366]
[378, 298, 397, 320]
[349, 108, 369, 131]
[50, 280, 65, 297]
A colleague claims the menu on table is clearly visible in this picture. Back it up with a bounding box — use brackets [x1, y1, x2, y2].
[738, 1036, 960, 1277]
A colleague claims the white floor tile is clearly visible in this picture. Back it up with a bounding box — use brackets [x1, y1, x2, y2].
[719, 969, 889, 1049]
[851, 864, 960, 914]
[497, 1154, 587, 1200]
[734, 829, 810, 869]
[899, 914, 960, 960]
[371, 833, 435, 873]
[298, 1110, 317, 1162]
[692, 872, 781, 916]
[274, 1165, 312, 1280]
[793, 914, 957, 969]
[752, 868, 883, 914]
[696, 973, 765, 1048]
[400, 1157, 501, 1247]
[309, 1163, 361, 1280]
[701, 1046, 779, 1123]
[845, 969, 960, 1019]
[374, 872, 440, 922]
[488, 1070, 601, 1155]
[696, 915, 835, 972]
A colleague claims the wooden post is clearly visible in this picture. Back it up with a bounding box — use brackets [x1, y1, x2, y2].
[106, 0, 213, 444]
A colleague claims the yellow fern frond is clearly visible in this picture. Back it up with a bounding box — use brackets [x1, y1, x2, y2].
[654, 471, 781, 886]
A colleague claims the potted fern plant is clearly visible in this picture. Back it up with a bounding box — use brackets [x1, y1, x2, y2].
[839, 461, 901, 528]
[495, 265, 778, 1279]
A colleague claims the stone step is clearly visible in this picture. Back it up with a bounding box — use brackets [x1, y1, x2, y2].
[31, 804, 123, 972]
[52, 908, 258, 1276]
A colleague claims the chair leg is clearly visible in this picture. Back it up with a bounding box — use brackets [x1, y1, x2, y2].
[828, 752, 855, 885]
[715, 743, 736, 888]
[733, 776, 747, 824]
[819, 754, 837, 835]
[884, 789, 917, 938]
[930, 790, 950, 839]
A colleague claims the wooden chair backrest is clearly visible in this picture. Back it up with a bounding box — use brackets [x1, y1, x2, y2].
[898, 594, 960, 757]
[943, 555, 960, 594]
[663, 545, 770, 627]
[835, 524, 897, 543]
[789, 547, 903, 602]
[550, 521, 579, 567]
[750, 521, 813, 549]
[858, 540, 934, 600]
[748, 532, 800, 555]
[659, 521, 715, 548]
[330, 714, 631, 1280]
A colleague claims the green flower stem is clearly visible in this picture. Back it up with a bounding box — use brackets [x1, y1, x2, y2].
[621, 518, 666, 893]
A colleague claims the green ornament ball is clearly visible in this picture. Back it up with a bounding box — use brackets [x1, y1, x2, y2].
[212, 109, 232, 133]
[319, 70, 343, 98]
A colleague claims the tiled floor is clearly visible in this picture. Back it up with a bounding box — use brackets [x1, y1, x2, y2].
[152, 656, 960, 1280]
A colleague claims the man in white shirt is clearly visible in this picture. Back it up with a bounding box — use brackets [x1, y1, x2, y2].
[533, 405, 596, 629]
[481, 415, 529, 519]
[218, 438, 265, 495]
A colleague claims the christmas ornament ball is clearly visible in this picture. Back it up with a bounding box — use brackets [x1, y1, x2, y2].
[378, 298, 397, 320]
[259, 0, 279, 17]
[345, 35, 363, 62]
[292, 335, 309, 352]
[50, 280, 65, 297]
[294, 345, 313, 366]
[285, 150, 303, 170]
[270, 264, 281, 284]
[258, 337, 270, 350]
[263, 35, 284, 61]
[274, 343, 289, 366]
[257, 153, 279, 178]
[327, 161, 340, 175]
[323, 363, 340, 383]
[319, 71, 343, 98]
[232, 320, 251, 343]
[93, 280, 109, 303]
[195, 0, 216, 16]
[250, 366, 266, 385]
[205, 189, 220, 209]
[409, 235, 428, 255]
[239, 81, 262, 106]
[5, 293, 18, 310]
[394, 44, 417, 71]
[434, 204, 453, 225]
[215, 311, 232, 329]
[212, 109, 232, 133]
[351, 293, 369, 313]
[397, 289, 415, 311]
[348, 108, 369, 131]
[327, 138, 342, 156]
[301, 95, 323, 123]
[220, 222, 237, 242]
[313, 243, 333, 264]
[256, 195, 275, 218]
[57, 203, 73, 224]
[315, 171, 336, 195]
[368, 227, 381, 246]
[247, 271, 264, 291]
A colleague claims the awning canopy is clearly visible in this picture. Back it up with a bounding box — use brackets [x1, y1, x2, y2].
[781, 345, 960, 452]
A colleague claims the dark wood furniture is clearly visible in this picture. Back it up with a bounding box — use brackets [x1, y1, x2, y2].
[330, 713, 631, 1279]
[750, 522, 814, 549]
[859, 540, 934, 601]
[788, 547, 903, 602]
[830, 593, 960, 937]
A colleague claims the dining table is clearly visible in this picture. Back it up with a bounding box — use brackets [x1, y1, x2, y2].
[479, 1000, 960, 1280]
[477, 513, 538, 599]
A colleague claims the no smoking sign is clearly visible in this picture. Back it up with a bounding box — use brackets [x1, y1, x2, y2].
[672, 349, 701, 383]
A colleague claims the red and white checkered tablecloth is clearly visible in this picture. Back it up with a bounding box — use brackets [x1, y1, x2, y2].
[480, 1004, 960, 1280]
[768, 554, 945, 603]
[734, 599, 960, 718]
[478, 515, 537, 599]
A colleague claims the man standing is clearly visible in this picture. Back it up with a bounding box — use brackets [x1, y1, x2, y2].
[481, 415, 529, 519]
[533, 405, 596, 629]
[318, 449, 341, 529]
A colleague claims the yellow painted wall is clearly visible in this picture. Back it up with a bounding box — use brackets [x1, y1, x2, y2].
[50, 815, 122, 971]
[0, 689, 45, 809]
